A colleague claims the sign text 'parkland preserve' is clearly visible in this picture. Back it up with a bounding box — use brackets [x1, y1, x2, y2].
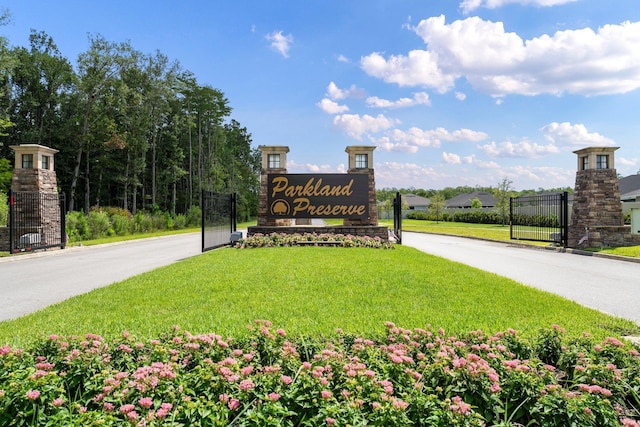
[267, 174, 369, 219]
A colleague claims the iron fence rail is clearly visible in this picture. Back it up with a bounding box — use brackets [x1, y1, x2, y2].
[201, 191, 237, 252]
[510, 192, 568, 247]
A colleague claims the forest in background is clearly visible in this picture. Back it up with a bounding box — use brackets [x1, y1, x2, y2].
[0, 11, 260, 221]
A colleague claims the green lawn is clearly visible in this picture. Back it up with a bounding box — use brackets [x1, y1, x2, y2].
[1, 245, 637, 347]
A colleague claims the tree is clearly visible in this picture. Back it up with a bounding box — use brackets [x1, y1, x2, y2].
[0, 8, 15, 154]
[69, 34, 136, 212]
[7, 31, 76, 146]
[470, 197, 482, 209]
[494, 177, 514, 225]
[0, 157, 10, 193]
[429, 193, 445, 223]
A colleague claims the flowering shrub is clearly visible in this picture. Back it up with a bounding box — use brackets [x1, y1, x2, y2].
[238, 232, 393, 249]
[1, 322, 639, 426]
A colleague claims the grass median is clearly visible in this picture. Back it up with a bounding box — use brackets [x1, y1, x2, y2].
[1, 244, 637, 346]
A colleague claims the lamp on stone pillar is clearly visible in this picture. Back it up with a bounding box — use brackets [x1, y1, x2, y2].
[344, 145, 378, 226]
[568, 146, 623, 247]
[257, 145, 290, 226]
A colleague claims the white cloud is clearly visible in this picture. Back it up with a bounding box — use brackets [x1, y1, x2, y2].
[360, 50, 456, 93]
[460, 0, 578, 14]
[337, 54, 349, 63]
[455, 91, 467, 101]
[617, 157, 638, 167]
[375, 161, 442, 187]
[332, 113, 400, 140]
[478, 140, 560, 158]
[287, 159, 340, 174]
[366, 92, 431, 108]
[266, 31, 294, 58]
[442, 152, 462, 164]
[541, 122, 616, 147]
[317, 98, 349, 114]
[368, 15, 640, 97]
[374, 126, 489, 152]
[370, 136, 419, 153]
[326, 81, 366, 100]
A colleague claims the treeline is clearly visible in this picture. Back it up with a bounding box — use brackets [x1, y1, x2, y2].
[0, 22, 260, 220]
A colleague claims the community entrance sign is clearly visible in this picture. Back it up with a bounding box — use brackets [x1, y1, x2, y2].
[248, 145, 391, 242]
[266, 174, 369, 219]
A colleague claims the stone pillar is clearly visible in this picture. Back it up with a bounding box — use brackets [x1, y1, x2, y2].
[568, 146, 623, 247]
[9, 144, 61, 247]
[344, 145, 378, 226]
[257, 145, 290, 226]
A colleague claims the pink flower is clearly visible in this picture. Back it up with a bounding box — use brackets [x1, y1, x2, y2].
[281, 375, 293, 385]
[268, 392, 280, 402]
[450, 396, 471, 415]
[119, 404, 135, 414]
[239, 379, 255, 391]
[52, 397, 64, 407]
[326, 417, 336, 425]
[156, 402, 173, 419]
[321, 390, 332, 399]
[228, 398, 240, 410]
[26, 390, 40, 400]
[127, 410, 139, 421]
[103, 402, 114, 412]
[139, 397, 153, 409]
[276, 328, 286, 336]
[241, 366, 254, 376]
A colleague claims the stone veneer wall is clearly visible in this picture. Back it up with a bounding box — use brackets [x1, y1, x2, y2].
[343, 169, 378, 226]
[0, 227, 8, 251]
[257, 168, 291, 227]
[576, 226, 640, 248]
[568, 168, 631, 247]
[247, 225, 389, 242]
[7, 168, 62, 249]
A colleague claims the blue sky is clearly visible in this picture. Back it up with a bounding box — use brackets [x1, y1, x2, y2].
[2, 0, 640, 190]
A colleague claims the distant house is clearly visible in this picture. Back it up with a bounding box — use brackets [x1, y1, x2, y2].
[445, 191, 496, 209]
[377, 193, 431, 219]
[402, 194, 431, 212]
[620, 174, 640, 202]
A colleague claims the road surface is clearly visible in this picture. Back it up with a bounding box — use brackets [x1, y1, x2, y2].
[0, 234, 202, 321]
[402, 232, 640, 324]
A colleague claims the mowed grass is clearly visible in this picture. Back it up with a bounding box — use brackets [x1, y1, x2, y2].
[379, 219, 549, 246]
[1, 245, 637, 347]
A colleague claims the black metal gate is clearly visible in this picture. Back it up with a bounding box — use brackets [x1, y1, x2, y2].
[510, 192, 568, 247]
[201, 191, 237, 252]
[392, 191, 402, 244]
[8, 190, 66, 253]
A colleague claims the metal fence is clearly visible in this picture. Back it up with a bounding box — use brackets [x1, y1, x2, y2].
[510, 192, 568, 247]
[201, 191, 237, 252]
[8, 190, 66, 253]
[392, 192, 402, 244]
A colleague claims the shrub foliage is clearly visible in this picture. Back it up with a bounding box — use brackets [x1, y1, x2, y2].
[238, 233, 393, 249]
[64, 207, 202, 243]
[1, 322, 639, 426]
